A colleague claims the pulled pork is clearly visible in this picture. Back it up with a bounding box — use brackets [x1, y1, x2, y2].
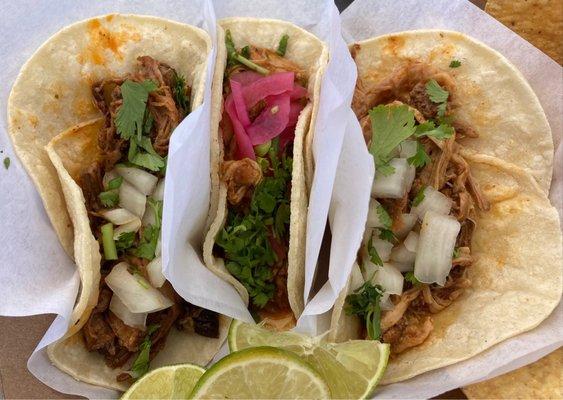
[354, 54, 489, 354]
[221, 159, 263, 205]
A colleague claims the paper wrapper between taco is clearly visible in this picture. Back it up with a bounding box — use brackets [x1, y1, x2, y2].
[8, 14, 228, 391]
[329, 31, 562, 384]
[202, 18, 328, 319]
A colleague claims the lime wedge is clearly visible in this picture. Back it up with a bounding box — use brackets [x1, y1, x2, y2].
[121, 364, 205, 399]
[229, 320, 390, 399]
[190, 346, 330, 399]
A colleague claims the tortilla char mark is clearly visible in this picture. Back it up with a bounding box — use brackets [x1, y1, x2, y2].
[78, 18, 141, 66]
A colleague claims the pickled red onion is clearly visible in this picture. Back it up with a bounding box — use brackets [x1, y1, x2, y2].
[247, 94, 290, 145]
[242, 72, 294, 108]
[230, 80, 250, 127]
[225, 95, 255, 159]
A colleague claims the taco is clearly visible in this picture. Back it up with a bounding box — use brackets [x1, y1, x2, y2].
[8, 15, 228, 390]
[329, 30, 562, 384]
[203, 18, 328, 330]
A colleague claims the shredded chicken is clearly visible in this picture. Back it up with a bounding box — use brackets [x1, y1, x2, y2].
[351, 52, 490, 354]
[221, 158, 263, 205]
[249, 46, 306, 84]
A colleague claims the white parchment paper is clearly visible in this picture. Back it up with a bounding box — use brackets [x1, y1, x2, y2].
[0, 0, 218, 398]
[340, 0, 563, 398]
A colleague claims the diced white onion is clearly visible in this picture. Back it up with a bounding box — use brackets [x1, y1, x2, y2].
[152, 179, 165, 201]
[146, 256, 166, 288]
[371, 263, 404, 296]
[380, 294, 395, 311]
[116, 166, 158, 196]
[366, 199, 387, 228]
[394, 213, 418, 239]
[361, 260, 378, 282]
[372, 236, 394, 262]
[414, 211, 461, 286]
[113, 219, 141, 240]
[390, 243, 416, 265]
[99, 208, 138, 226]
[372, 158, 411, 199]
[412, 186, 452, 220]
[119, 181, 146, 218]
[404, 231, 419, 252]
[394, 262, 415, 273]
[142, 203, 156, 227]
[105, 262, 173, 313]
[103, 170, 119, 187]
[109, 295, 147, 330]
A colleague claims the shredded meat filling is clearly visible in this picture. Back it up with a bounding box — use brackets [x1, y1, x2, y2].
[221, 159, 263, 205]
[353, 52, 490, 354]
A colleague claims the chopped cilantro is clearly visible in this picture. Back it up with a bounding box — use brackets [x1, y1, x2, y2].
[132, 224, 160, 260]
[367, 236, 383, 266]
[128, 136, 165, 172]
[240, 45, 250, 59]
[449, 60, 462, 68]
[115, 80, 158, 141]
[415, 120, 454, 140]
[3, 157, 10, 170]
[412, 187, 426, 207]
[130, 324, 160, 379]
[345, 280, 384, 340]
[376, 205, 392, 230]
[425, 79, 449, 117]
[276, 34, 289, 56]
[408, 141, 431, 168]
[369, 105, 416, 172]
[378, 228, 396, 243]
[453, 247, 460, 258]
[98, 177, 123, 208]
[172, 72, 189, 115]
[216, 139, 292, 308]
[405, 271, 422, 286]
[115, 231, 135, 251]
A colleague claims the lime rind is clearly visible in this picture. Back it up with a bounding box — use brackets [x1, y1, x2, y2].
[189, 346, 331, 399]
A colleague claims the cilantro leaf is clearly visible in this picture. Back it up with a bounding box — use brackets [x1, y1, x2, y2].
[98, 177, 123, 208]
[414, 120, 454, 140]
[408, 142, 431, 168]
[412, 187, 426, 207]
[426, 79, 449, 104]
[345, 280, 384, 340]
[405, 271, 422, 286]
[378, 228, 396, 243]
[377, 162, 396, 177]
[453, 247, 460, 258]
[128, 137, 165, 172]
[3, 157, 10, 170]
[376, 205, 392, 230]
[116, 231, 135, 251]
[449, 60, 462, 68]
[172, 72, 189, 115]
[115, 80, 158, 140]
[367, 236, 383, 266]
[369, 104, 416, 170]
[130, 324, 160, 379]
[132, 225, 159, 260]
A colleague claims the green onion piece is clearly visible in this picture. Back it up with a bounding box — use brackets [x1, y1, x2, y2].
[254, 141, 271, 157]
[276, 34, 289, 56]
[234, 53, 269, 75]
[101, 223, 118, 260]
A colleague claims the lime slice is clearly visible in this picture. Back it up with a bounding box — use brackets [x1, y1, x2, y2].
[229, 320, 390, 399]
[190, 346, 330, 399]
[121, 364, 205, 399]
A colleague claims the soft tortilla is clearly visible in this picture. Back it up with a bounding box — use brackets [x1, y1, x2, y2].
[202, 18, 328, 320]
[8, 13, 212, 257]
[330, 155, 562, 384]
[10, 14, 227, 390]
[351, 30, 554, 194]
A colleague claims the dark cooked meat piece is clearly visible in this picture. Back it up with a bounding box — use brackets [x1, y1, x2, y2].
[104, 346, 133, 369]
[94, 286, 113, 313]
[407, 82, 438, 119]
[82, 313, 115, 352]
[146, 303, 182, 361]
[107, 311, 144, 352]
[78, 162, 104, 213]
[176, 304, 220, 338]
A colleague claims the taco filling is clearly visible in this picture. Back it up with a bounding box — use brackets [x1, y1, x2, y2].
[213, 31, 308, 329]
[345, 53, 490, 355]
[78, 56, 219, 381]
